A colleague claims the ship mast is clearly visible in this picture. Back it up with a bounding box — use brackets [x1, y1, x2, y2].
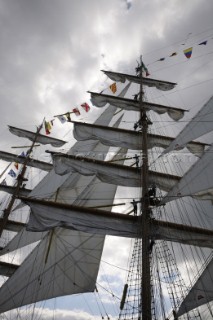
[0, 121, 44, 236]
[139, 56, 152, 319]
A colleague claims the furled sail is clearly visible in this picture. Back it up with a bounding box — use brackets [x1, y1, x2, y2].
[102, 70, 177, 91]
[162, 95, 213, 155]
[26, 199, 213, 248]
[162, 144, 213, 203]
[8, 126, 67, 147]
[0, 184, 31, 196]
[177, 258, 213, 317]
[24, 198, 139, 237]
[51, 153, 180, 191]
[89, 92, 186, 121]
[73, 121, 207, 156]
[0, 151, 52, 171]
[153, 220, 213, 249]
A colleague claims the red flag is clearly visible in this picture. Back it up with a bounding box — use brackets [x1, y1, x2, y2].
[72, 108, 81, 116]
[81, 103, 90, 112]
[14, 162, 19, 170]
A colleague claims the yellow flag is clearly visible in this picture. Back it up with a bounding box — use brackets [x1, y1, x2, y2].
[109, 83, 117, 94]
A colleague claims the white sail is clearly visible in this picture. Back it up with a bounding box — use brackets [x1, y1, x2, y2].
[26, 199, 213, 248]
[90, 92, 186, 121]
[73, 121, 207, 156]
[0, 184, 31, 196]
[24, 198, 138, 237]
[162, 95, 213, 155]
[51, 153, 180, 191]
[0, 150, 52, 171]
[0, 84, 130, 255]
[177, 258, 213, 317]
[8, 125, 67, 147]
[153, 220, 213, 249]
[0, 147, 127, 313]
[102, 70, 177, 90]
[0, 85, 132, 314]
[0, 228, 46, 256]
[162, 144, 213, 203]
[0, 229, 104, 314]
[1, 57, 213, 320]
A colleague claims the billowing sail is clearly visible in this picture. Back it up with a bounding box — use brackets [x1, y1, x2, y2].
[0, 229, 104, 314]
[90, 92, 186, 121]
[162, 144, 213, 203]
[102, 70, 177, 91]
[51, 153, 180, 191]
[73, 121, 207, 156]
[162, 95, 213, 155]
[177, 258, 213, 317]
[8, 126, 67, 147]
[0, 151, 52, 171]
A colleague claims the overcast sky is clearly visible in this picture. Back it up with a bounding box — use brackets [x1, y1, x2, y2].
[1, 0, 213, 319]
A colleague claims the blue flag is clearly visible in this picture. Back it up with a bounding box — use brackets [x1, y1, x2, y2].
[8, 169, 16, 178]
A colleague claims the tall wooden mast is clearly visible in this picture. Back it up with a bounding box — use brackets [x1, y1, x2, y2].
[139, 56, 152, 319]
[0, 122, 44, 236]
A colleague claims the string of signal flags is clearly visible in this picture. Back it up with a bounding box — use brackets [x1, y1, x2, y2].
[43, 39, 210, 136]
[44, 102, 90, 135]
[149, 39, 209, 65]
[44, 82, 119, 136]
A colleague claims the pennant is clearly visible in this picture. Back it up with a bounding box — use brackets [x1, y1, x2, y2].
[72, 108, 81, 116]
[109, 83, 117, 94]
[81, 103, 90, 112]
[183, 47, 193, 59]
[1, 179, 7, 186]
[158, 58, 165, 61]
[44, 121, 52, 135]
[14, 162, 19, 170]
[8, 169, 16, 178]
[64, 112, 71, 122]
[142, 62, 150, 77]
[170, 52, 177, 57]
[198, 40, 207, 45]
[57, 115, 67, 124]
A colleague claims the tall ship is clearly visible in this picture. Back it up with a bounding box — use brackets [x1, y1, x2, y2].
[0, 57, 212, 319]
